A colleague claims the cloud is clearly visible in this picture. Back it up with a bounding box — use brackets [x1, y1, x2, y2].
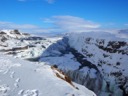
[1, 16, 120, 35]
[17, 0, 55, 4]
[0, 21, 38, 29]
[43, 15, 101, 32]
[124, 23, 128, 26]
[45, 0, 55, 4]
[0, 21, 51, 34]
[17, 0, 26, 2]
[43, 15, 123, 35]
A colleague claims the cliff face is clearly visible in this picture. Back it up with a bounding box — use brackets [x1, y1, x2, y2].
[40, 32, 128, 96]
[68, 32, 128, 96]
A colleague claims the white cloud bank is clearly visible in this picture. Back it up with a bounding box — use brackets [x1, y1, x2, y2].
[1, 15, 126, 35]
[0, 21, 38, 29]
[0, 21, 49, 34]
[44, 15, 101, 32]
[0, 15, 116, 35]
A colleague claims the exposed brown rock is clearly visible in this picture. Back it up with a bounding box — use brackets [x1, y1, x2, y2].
[51, 66, 78, 89]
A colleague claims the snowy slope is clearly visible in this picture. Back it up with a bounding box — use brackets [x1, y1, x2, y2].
[0, 53, 96, 96]
[0, 30, 55, 59]
[39, 32, 128, 96]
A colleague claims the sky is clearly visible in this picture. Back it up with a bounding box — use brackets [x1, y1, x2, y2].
[0, 0, 128, 34]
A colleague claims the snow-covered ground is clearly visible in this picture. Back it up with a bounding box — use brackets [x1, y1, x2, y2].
[0, 53, 96, 96]
[0, 30, 128, 96]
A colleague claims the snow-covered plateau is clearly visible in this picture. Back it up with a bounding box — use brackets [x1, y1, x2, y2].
[0, 29, 128, 96]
